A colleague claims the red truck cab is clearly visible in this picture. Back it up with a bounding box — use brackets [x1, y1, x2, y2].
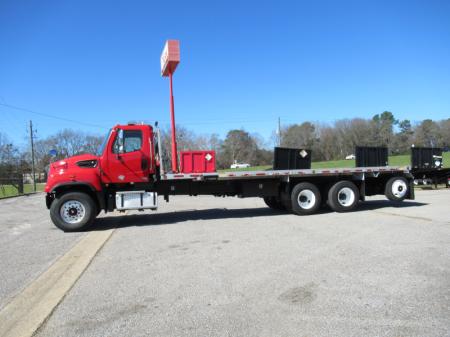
[100, 124, 155, 184]
[45, 124, 156, 230]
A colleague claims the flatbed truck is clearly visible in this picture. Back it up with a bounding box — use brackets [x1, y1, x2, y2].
[44, 40, 416, 231]
[44, 123, 415, 231]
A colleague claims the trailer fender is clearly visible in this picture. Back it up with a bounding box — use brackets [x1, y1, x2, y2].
[408, 179, 415, 200]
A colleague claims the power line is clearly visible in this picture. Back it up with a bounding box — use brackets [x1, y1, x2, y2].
[0, 103, 107, 129]
[0, 102, 272, 128]
[0, 102, 305, 130]
[0, 108, 28, 131]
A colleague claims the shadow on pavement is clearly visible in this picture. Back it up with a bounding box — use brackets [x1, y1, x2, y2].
[90, 199, 428, 231]
[356, 199, 427, 211]
[91, 207, 277, 231]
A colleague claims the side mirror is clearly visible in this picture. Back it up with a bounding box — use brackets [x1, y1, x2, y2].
[117, 129, 124, 154]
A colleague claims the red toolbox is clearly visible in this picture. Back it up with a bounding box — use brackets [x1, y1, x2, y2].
[180, 150, 216, 173]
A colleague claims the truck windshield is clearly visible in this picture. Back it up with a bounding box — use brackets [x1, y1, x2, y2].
[96, 129, 111, 156]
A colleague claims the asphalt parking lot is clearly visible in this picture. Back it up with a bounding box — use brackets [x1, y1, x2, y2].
[1, 190, 450, 337]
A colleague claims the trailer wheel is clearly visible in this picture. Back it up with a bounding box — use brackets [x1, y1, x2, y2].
[290, 182, 321, 215]
[328, 181, 359, 212]
[50, 192, 97, 232]
[263, 196, 286, 211]
[385, 176, 409, 202]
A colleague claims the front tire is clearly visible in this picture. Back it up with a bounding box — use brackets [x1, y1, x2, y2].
[290, 182, 321, 215]
[50, 192, 96, 232]
[328, 181, 359, 212]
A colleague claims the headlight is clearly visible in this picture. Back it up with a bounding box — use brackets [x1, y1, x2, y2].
[52, 161, 68, 170]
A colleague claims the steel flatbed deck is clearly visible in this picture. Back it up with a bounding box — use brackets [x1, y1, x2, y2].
[161, 166, 411, 181]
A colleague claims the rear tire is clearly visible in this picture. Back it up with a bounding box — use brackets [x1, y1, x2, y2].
[290, 182, 321, 215]
[328, 181, 359, 212]
[50, 192, 96, 232]
[385, 176, 409, 202]
[263, 196, 286, 211]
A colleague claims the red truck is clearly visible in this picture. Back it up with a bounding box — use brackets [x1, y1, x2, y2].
[44, 123, 415, 231]
[44, 40, 415, 231]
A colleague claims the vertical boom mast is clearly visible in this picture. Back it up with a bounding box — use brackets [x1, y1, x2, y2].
[160, 40, 181, 173]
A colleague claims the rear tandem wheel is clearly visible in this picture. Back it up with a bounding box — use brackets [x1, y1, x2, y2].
[263, 196, 286, 211]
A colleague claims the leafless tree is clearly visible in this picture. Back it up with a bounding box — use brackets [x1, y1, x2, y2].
[0, 132, 26, 191]
[281, 122, 316, 149]
[392, 119, 413, 154]
[221, 129, 259, 167]
[313, 125, 340, 161]
[31, 129, 104, 173]
[438, 119, 450, 147]
[413, 119, 442, 147]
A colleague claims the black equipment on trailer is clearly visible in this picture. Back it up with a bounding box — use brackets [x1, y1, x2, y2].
[355, 146, 388, 167]
[273, 147, 312, 170]
[411, 147, 443, 169]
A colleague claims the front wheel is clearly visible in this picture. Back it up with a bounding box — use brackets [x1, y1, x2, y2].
[50, 192, 97, 232]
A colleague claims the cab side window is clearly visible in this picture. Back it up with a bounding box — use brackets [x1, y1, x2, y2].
[113, 130, 142, 153]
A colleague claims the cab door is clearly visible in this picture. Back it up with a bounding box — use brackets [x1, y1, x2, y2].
[105, 128, 150, 183]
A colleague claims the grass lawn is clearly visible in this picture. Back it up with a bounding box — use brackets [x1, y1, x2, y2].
[0, 183, 45, 199]
[220, 165, 272, 173]
[219, 153, 450, 172]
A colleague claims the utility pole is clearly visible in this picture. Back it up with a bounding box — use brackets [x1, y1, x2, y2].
[278, 117, 282, 146]
[29, 120, 36, 192]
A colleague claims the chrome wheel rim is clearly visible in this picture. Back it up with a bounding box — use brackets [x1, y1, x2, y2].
[297, 189, 316, 209]
[60, 200, 86, 224]
[337, 187, 355, 207]
[392, 180, 407, 198]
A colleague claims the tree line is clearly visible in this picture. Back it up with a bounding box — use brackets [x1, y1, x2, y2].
[164, 112, 449, 166]
[280, 112, 449, 161]
[0, 112, 449, 178]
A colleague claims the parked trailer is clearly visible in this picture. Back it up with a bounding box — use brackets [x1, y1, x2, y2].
[44, 125, 415, 231]
[409, 147, 450, 188]
[411, 167, 450, 188]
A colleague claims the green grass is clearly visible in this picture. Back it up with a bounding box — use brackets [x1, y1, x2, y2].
[219, 153, 450, 172]
[220, 165, 271, 173]
[311, 154, 419, 169]
[443, 152, 450, 168]
[311, 159, 353, 169]
[0, 183, 45, 199]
